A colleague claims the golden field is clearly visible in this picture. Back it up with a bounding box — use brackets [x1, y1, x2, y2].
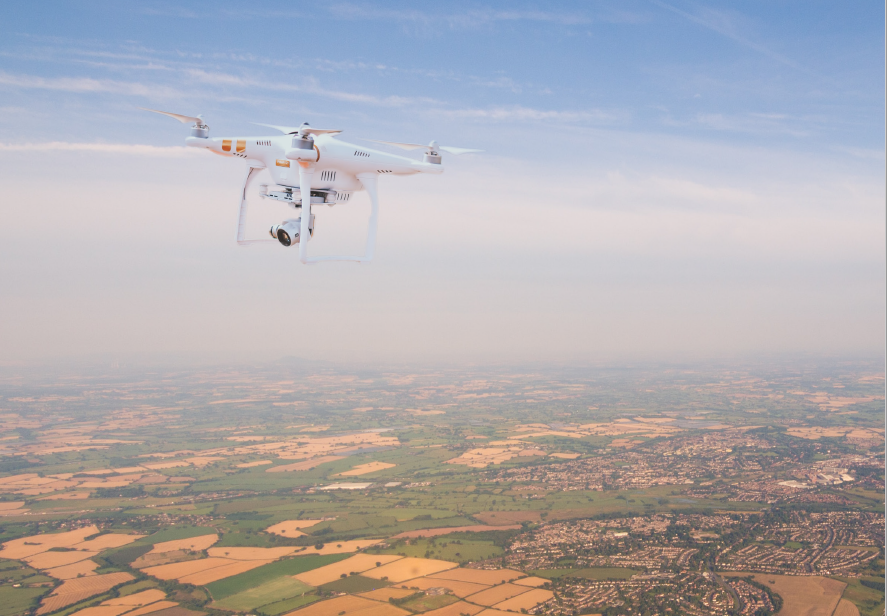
[265, 519, 324, 536]
[363, 557, 458, 583]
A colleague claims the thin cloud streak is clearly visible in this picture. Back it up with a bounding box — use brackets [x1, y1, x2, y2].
[0, 71, 180, 98]
[183, 68, 441, 107]
[693, 112, 809, 137]
[1, 44, 538, 92]
[651, 0, 813, 75]
[833, 145, 887, 161]
[327, 4, 597, 28]
[437, 105, 629, 125]
[134, 2, 650, 29]
[0, 66, 618, 130]
[0, 142, 200, 156]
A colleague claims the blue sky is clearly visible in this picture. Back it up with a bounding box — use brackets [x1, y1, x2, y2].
[0, 1, 883, 364]
[2, 1, 883, 150]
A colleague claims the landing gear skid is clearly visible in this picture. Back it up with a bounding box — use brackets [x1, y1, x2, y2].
[236, 165, 276, 246]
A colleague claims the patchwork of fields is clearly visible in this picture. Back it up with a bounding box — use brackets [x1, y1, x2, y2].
[0, 363, 882, 616]
[0, 517, 556, 616]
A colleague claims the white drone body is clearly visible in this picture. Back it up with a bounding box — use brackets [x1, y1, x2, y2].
[145, 109, 480, 264]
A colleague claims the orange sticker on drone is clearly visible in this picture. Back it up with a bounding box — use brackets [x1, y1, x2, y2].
[222, 139, 232, 152]
[236, 139, 246, 153]
[276, 159, 291, 167]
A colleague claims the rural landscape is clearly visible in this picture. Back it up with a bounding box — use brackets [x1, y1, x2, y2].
[0, 360, 882, 616]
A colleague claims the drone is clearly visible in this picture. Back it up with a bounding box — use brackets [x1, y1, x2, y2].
[144, 109, 481, 264]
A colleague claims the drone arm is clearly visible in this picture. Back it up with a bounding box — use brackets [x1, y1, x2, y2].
[236, 165, 275, 246]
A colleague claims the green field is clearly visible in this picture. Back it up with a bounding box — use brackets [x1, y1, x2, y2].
[213, 576, 314, 611]
[104, 543, 152, 566]
[372, 538, 502, 563]
[0, 586, 48, 616]
[846, 488, 885, 504]
[319, 574, 390, 593]
[257, 593, 320, 616]
[214, 530, 281, 548]
[401, 594, 461, 612]
[136, 526, 218, 545]
[836, 577, 886, 616]
[206, 554, 349, 599]
[0, 559, 56, 586]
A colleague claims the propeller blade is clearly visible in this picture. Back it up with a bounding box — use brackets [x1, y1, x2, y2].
[439, 146, 484, 155]
[252, 122, 301, 134]
[141, 107, 203, 125]
[368, 140, 483, 154]
[304, 128, 343, 135]
[252, 123, 343, 136]
[367, 140, 427, 151]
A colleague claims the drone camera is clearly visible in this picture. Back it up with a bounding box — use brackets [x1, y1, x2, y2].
[270, 216, 314, 247]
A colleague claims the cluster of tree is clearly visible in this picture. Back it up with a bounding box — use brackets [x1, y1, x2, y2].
[93, 485, 145, 498]
[388, 592, 424, 606]
[0, 456, 35, 473]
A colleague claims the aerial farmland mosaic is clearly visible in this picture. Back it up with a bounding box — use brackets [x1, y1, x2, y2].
[0, 361, 882, 616]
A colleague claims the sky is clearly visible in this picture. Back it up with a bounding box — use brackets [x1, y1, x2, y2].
[0, 1, 884, 366]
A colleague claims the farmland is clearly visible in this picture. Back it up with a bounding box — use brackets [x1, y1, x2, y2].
[0, 360, 881, 616]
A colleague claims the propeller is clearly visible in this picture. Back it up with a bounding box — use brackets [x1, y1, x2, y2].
[367, 140, 483, 155]
[141, 107, 208, 129]
[252, 122, 342, 136]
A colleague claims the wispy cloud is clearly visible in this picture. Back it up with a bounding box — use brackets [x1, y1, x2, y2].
[651, 0, 812, 74]
[833, 145, 887, 161]
[139, 3, 601, 29]
[0, 63, 620, 130]
[138, 4, 200, 19]
[437, 105, 628, 125]
[0, 142, 200, 157]
[133, 2, 650, 30]
[0, 71, 180, 98]
[327, 4, 597, 29]
[0, 64, 441, 110]
[3, 40, 547, 101]
[183, 68, 441, 107]
[694, 112, 809, 137]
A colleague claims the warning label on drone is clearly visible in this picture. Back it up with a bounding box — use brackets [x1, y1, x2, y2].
[276, 159, 291, 167]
